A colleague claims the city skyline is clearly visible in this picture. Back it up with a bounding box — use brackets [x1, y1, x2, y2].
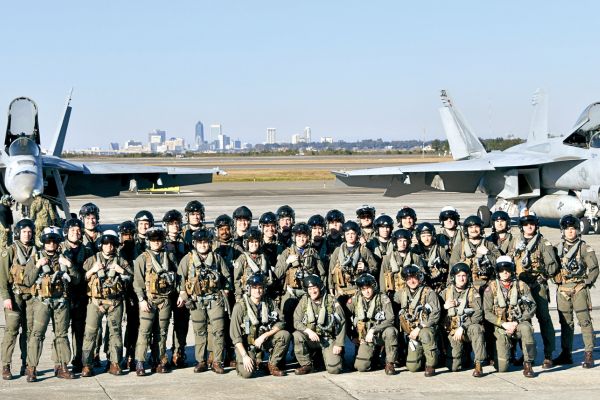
[2, 2, 600, 150]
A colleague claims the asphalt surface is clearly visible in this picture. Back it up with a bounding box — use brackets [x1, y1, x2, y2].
[1, 180, 599, 399]
[72, 154, 449, 171]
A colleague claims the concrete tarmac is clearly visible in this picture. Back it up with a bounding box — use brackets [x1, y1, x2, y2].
[1, 180, 599, 399]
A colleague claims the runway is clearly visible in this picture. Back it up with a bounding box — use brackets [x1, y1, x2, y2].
[1, 179, 599, 399]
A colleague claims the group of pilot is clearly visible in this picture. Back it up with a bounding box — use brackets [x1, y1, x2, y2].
[0, 200, 597, 382]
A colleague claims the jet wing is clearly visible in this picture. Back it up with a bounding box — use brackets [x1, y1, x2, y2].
[332, 153, 585, 198]
[333, 158, 494, 197]
[486, 150, 584, 168]
[42, 156, 223, 197]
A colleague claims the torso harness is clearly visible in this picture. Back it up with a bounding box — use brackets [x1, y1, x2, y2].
[184, 251, 222, 307]
[332, 244, 363, 295]
[88, 253, 130, 312]
[241, 295, 279, 349]
[144, 250, 175, 302]
[9, 242, 34, 296]
[384, 250, 413, 292]
[301, 294, 341, 339]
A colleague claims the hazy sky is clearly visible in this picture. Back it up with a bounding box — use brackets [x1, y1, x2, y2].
[2, 1, 600, 150]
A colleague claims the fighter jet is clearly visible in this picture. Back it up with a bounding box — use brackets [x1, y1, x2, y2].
[333, 89, 600, 234]
[0, 94, 223, 217]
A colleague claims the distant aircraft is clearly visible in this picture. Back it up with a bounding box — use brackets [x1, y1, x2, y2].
[333, 89, 600, 234]
[0, 93, 223, 217]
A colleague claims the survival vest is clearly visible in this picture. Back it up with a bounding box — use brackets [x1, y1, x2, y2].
[331, 243, 364, 296]
[33, 251, 69, 299]
[144, 250, 175, 299]
[302, 294, 340, 337]
[237, 252, 269, 289]
[352, 293, 384, 340]
[443, 285, 475, 335]
[398, 285, 431, 334]
[240, 294, 279, 347]
[460, 240, 493, 285]
[488, 279, 529, 323]
[284, 246, 319, 291]
[9, 242, 35, 295]
[184, 251, 222, 297]
[383, 251, 415, 292]
[513, 234, 545, 284]
[88, 253, 129, 300]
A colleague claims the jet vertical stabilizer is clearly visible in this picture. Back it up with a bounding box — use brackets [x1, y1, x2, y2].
[527, 88, 548, 144]
[439, 90, 487, 160]
[49, 88, 73, 157]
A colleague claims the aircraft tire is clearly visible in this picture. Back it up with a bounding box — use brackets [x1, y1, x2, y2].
[580, 217, 592, 235]
[594, 219, 600, 235]
[477, 205, 492, 228]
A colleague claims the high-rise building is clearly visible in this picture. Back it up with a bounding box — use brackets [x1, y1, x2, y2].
[304, 127, 311, 143]
[195, 121, 204, 147]
[218, 133, 231, 150]
[165, 137, 186, 153]
[125, 139, 143, 148]
[109, 142, 120, 151]
[291, 133, 307, 145]
[210, 124, 222, 144]
[148, 129, 166, 145]
[267, 128, 276, 144]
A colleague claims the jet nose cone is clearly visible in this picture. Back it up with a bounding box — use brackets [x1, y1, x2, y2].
[6, 174, 40, 205]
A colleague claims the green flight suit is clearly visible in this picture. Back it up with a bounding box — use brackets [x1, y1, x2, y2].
[440, 284, 487, 371]
[379, 250, 425, 296]
[293, 293, 346, 374]
[437, 227, 465, 254]
[413, 242, 451, 293]
[450, 237, 500, 290]
[330, 243, 378, 298]
[554, 238, 599, 353]
[395, 285, 440, 372]
[23, 249, 81, 367]
[483, 278, 537, 372]
[166, 235, 189, 364]
[59, 241, 94, 368]
[233, 250, 274, 302]
[133, 249, 178, 365]
[81, 252, 132, 366]
[486, 229, 520, 256]
[348, 291, 398, 372]
[177, 249, 232, 364]
[509, 233, 559, 359]
[0, 242, 36, 369]
[230, 294, 290, 378]
[367, 237, 393, 278]
[276, 244, 326, 330]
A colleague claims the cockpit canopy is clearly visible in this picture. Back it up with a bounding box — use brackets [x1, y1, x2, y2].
[8, 136, 40, 157]
[5, 97, 40, 149]
[564, 102, 600, 149]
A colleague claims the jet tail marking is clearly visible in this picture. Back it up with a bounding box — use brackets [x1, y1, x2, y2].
[49, 88, 73, 157]
[527, 88, 548, 143]
[439, 90, 487, 160]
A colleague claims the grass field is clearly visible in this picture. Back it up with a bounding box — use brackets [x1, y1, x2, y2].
[214, 169, 334, 182]
[75, 155, 451, 182]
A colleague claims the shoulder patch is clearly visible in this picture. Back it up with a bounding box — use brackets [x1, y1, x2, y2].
[484, 286, 492, 293]
[473, 291, 481, 298]
[544, 240, 552, 246]
[381, 295, 391, 305]
[1, 250, 7, 257]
